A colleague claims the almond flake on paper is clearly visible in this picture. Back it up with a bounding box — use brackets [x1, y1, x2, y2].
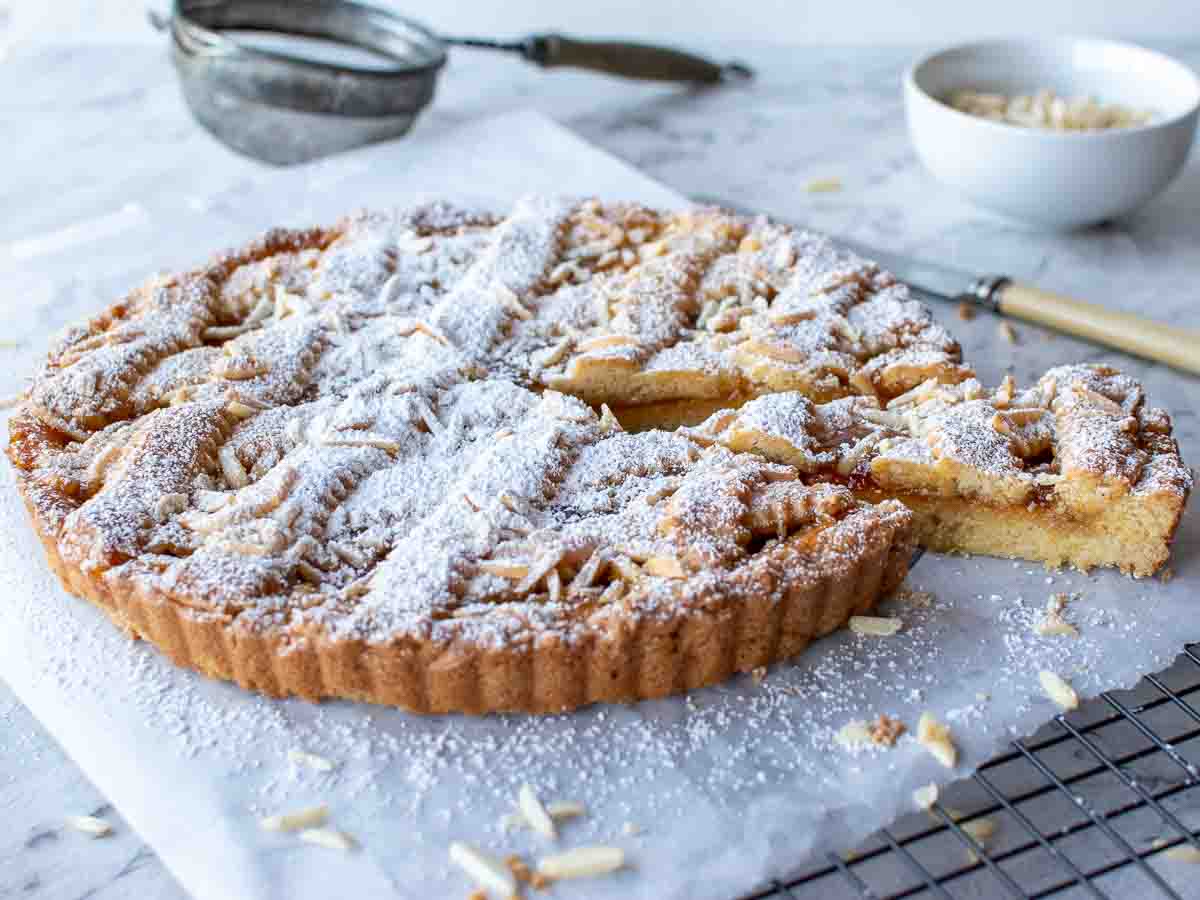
[1036, 611, 1078, 637]
[450, 842, 517, 897]
[518, 783, 557, 840]
[917, 713, 958, 768]
[65, 815, 112, 837]
[1039, 670, 1080, 710]
[538, 846, 626, 880]
[260, 804, 329, 832]
[849, 615, 902, 636]
[546, 801, 586, 821]
[288, 748, 335, 772]
[805, 176, 843, 193]
[298, 827, 355, 851]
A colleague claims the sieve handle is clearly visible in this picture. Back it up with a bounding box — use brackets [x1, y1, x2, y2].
[453, 33, 752, 83]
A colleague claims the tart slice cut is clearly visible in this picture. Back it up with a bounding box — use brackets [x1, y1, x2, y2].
[688, 364, 1191, 576]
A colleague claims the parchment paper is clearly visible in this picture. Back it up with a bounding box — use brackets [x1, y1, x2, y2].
[1, 110, 1197, 900]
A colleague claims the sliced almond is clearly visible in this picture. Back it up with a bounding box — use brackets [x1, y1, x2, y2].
[299, 827, 355, 851]
[643, 555, 686, 579]
[532, 337, 573, 370]
[577, 334, 640, 353]
[496, 284, 533, 320]
[962, 817, 996, 843]
[1165, 845, 1200, 863]
[288, 749, 335, 772]
[962, 817, 997, 862]
[538, 846, 625, 880]
[518, 783, 557, 840]
[1035, 612, 1078, 637]
[913, 783, 939, 810]
[479, 559, 529, 579]
[203, 324, 253, 341]
[598, 403, 622, 434]
[1039, 670, 1079, 710]
[805, 176, 842, 193]
[260, 804, 329, 832]
[917, 713, 958, 768]
[849, 615, 902, 637]
[65, 815, 112, 837]
[218, 445, 249, 489]
[450, 842, 517, 897]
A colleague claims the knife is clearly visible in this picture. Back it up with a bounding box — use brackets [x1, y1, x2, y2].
[694, 196, 1200, 377]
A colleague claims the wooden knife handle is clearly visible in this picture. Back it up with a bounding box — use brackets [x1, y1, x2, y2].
[996, 280, 1200, 376]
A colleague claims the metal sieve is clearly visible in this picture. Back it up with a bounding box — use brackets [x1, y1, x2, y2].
[157, 0, 753, 164]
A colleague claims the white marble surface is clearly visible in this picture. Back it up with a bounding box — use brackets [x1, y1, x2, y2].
[3, 36, 1200, 900]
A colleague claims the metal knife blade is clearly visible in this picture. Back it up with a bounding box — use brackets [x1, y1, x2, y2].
[822, 236, 979, 303]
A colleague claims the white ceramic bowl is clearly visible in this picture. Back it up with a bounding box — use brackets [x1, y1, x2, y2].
[904, 38, 1200, 229]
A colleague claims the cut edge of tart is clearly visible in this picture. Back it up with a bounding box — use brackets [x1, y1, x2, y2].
[685, 366, 1191, 578]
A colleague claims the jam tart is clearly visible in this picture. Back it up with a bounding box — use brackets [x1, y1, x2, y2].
[6, 197, 1188, 712]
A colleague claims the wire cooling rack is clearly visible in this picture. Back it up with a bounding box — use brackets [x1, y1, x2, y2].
[741, 644, 1200, 900]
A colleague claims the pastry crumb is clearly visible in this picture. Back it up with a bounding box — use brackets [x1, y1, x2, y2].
[895, 587, 934, 608]
[956, 301, 976, 321]
[913, 783, 938, 810]
[506, 853, 534, 883]
[869, 713, 906, 747]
